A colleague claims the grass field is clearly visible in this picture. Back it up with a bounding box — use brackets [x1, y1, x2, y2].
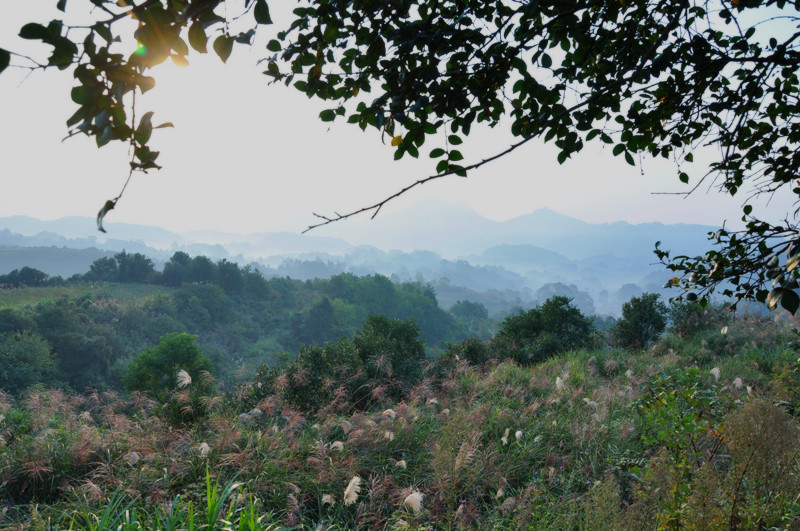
[0, 282, 172, 309]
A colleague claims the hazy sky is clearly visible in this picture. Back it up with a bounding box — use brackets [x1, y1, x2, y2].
[1, 3, 795, 237]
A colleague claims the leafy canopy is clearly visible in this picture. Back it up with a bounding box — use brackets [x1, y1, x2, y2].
[611, 293, 669, 350]
[3, 0, 800, 311]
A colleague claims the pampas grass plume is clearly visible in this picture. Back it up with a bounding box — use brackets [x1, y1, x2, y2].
[176, 369, 192, 388]
[344, 476, 361, 506]
[403, 490, 424, 514]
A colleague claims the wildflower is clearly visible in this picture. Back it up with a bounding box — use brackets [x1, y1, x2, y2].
[339, 420, 353, 434]
[534, 435, 542, 443]
[710, 367, 720, 381]
[382, 408, 397, 419]
[555, 376, 564, 391]
[249, 408, 263, 417]
[322, 494, 334, 506]
[501, 428, 510, 446]
[733, 377, 743, 388]
[344, 476, 361, 506]
[515, 430, 523, 441]
[176, 369, 192, 388]
[403, 490, 424, 514]
[427, 398, 439, 405]
[330, 441, 344, 451]
[384, 431, 395, 441]
[721, 326, 728, 336]
[583, 398, 598, 408]
[625, 369, 634, 379]
[495, 487, 504, 499]
[395, 460, 407, 469]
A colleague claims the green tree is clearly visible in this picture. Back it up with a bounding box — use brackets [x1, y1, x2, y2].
[354, 314, 426, 396]
[4, 0, 800, 310]
[85, 256, 118, 282]
[186, 255, 217, 284]
[123, 332, 213, 404]
[611, 293, 669, 350]
[494, 296, 594, 364]
[449, 300, 489, 321]
[0, 267, 50, 287]
[115, 250, 157, 283]
[0, 331, 58, 394]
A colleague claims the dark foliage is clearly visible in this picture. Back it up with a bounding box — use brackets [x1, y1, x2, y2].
[494, 296, 595, 364]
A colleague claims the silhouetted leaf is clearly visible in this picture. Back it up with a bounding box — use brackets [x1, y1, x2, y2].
[97, 199, 116, 233]
[254, 0, 273, 24]
[188, 22, 208, 53]
[19, 23, 50, 40]
[0, 49, 9, 74]
[213, 35, 233, 63]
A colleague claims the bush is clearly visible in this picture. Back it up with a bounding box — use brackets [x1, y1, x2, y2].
[611, 293, 668, 350]
[354, 314, 427, 396]
[0, 332, 58, 395]
[280, 338, 366, 412]
[668, 300, 729, 338]
[123, 333, 214, 424]
[493, 296, 595, 364]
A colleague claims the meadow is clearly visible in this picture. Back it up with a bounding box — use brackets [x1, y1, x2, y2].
[2, 304, 799, 530]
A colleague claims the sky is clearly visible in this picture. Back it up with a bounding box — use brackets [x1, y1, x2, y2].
[1, 2, 796, 239]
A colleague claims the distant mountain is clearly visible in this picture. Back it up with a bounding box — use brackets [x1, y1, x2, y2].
[0, 215, 189, 249]
[314, 199, 717, 260]
[0, 245, 112, 278]
[0, 203, 719, 315]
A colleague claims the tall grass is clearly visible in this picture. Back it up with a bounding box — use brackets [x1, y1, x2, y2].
[1, 311, 799, 529]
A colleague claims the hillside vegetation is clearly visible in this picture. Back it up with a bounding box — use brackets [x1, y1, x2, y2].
[1, 254, 800, 529]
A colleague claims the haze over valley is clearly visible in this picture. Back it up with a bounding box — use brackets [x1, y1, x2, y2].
[0, 200, 717, 317]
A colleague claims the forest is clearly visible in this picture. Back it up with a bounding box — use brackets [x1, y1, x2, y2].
[2, 251, 800, 529]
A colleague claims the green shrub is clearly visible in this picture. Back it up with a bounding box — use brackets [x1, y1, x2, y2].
[0, 332, 58, 395]
[354, 314, 427, 396]
[492, 296, 594, 364]
[668, 300, 729, 338]
[610, 293, 668, 350]
[123, 333, 214, 424]
[281, 338, 366, 412]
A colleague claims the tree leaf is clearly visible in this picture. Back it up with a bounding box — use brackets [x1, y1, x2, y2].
[254, 0, 273, 25]
[19, 23, 50, 40]
[135, 111, 154, 145]
[391, 135, 402, 146]
[96, 199, 116, 233]
[0, 48, 10, 74]
[188, 22, 208, 53]
[213, 35, 233, 63]
[778, 288, 800, 315]
[319, 109, 336, 122]
[766, 288, 783, 310]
